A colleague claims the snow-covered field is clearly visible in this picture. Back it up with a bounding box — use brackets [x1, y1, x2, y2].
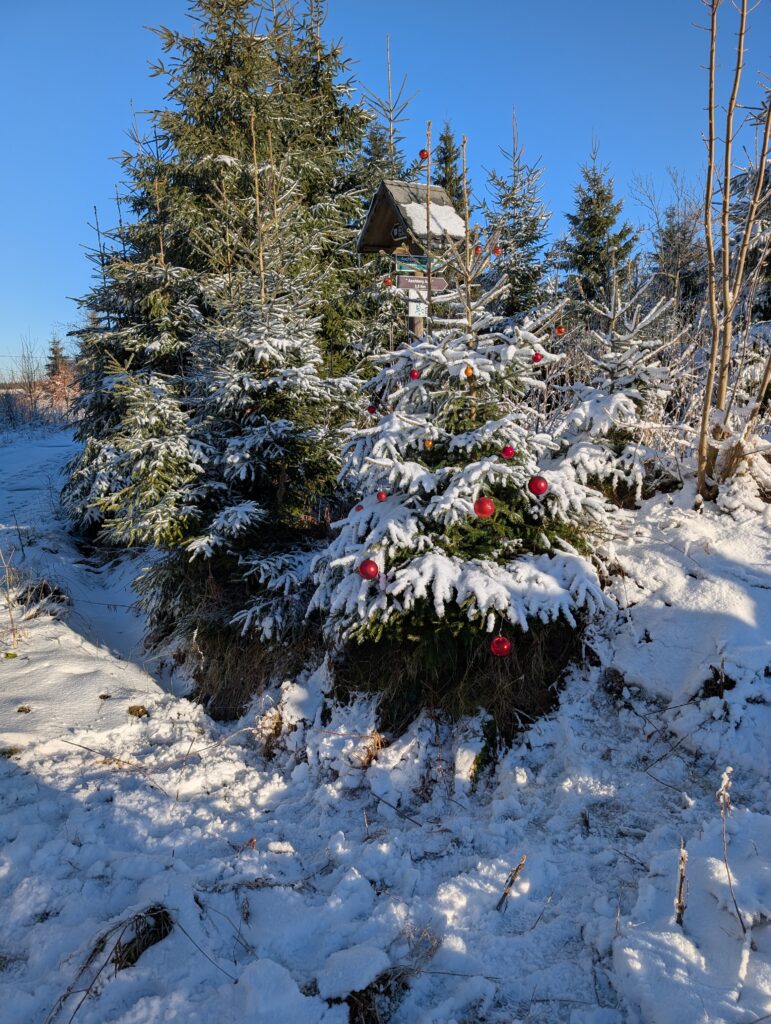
[1, 429, 769, 1023]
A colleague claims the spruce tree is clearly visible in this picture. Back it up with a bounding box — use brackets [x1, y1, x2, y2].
[46, 335, 68, 377]
[63, 0, 373, 710]
[650, 202, 705, 316]
[65, 0, 370, 533]
[559, 146, 637, 307]
[484, 129, 550, 315]
[553, 273, 674, 504]
[432, 121, 466, 210]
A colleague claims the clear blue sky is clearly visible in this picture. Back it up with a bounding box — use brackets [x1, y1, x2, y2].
[1, 0, 768, 367]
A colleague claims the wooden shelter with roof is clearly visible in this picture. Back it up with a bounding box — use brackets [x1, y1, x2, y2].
[356, 179, 466, 255]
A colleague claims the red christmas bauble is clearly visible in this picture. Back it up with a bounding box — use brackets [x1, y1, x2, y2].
[492, 245, 503, 256]
[528, 475, 548, 497]
[367, 404, 377, 415]
[419, 148, 429, 160]
[555, 325, 567, 337]
[474, 244, 483, 255]
[409, 369, 420, 380]
[383, 276, 393, 287]
[474, 496, 496, 518]
[358, 558, 379, 580]
[501, 445, 516, 460]
[490, 635, 511, 657]
[354, 504, 363, 512]
[532, 352, 543, 364]
[376, 490, 388, 502]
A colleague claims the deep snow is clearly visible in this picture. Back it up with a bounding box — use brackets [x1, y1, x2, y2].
[0, 428, 769, 1023]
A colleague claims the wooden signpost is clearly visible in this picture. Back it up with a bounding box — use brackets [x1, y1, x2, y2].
[397, 275, 448, 292]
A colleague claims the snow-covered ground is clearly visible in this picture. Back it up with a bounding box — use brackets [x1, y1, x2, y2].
[0, 429, 769, 1023]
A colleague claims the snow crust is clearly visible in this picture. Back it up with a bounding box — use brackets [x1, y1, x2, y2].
[400, 201, 466, 240]
[1, 431, 770, 1022]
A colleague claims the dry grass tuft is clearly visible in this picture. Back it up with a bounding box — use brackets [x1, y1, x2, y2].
[188, 622, 324, 720]
[111, 906, 173, 971]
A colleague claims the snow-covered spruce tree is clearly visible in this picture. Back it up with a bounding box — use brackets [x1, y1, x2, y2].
[97, 157, 359, 712]
[63, 0, 380, 712]
[64, 0, 371, 535]
[62, 157, 208, 535]
[137, 319, 352, 714]
[311, 233, 607, 734]
[551, 274, 680, 505]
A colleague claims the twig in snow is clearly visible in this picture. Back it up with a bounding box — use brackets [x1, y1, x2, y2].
[173, 917, 238, 982]
[372, 792, 425, 828]
[645, 771, 683, 792]
[717, 767, 747, 935]
[12, 511, 26, 558]
[528, 891, 553, 930]
[675, 841, 688, 926]
[173, 735, 197, 804]
[496, 854, 527, 912]
[44, 906, 173, 1024]
[0, 546, 21, 650]
[61, 740, 170, 796]
[193, 895, 256, 956]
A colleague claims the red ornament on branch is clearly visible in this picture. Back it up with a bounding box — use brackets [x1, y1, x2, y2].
[532, 352, 543, 364]
[473, 496, 496, 518]
[409, 369, 420, 380]
[367, 404, 377, 415]
[354, 504, 363, 512]
[474, 244, 483, 255]
[419, 148, 429, 161]
[500, 445, 516, 460]
[383, 276, 393, 287]
[490, 635, 511, 657]
[555, 325, 567, 337]
[492, 245, 503, 256]
[528, 475, 548, 497]
[358, 559, 379, 580]
[376, 490, 388, 502]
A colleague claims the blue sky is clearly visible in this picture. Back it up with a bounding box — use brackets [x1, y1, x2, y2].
[1, 0, 768, 366]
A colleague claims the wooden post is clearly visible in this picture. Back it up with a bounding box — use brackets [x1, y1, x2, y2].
[249, 113, 266, 306]
[425, 120, 433, 329]
[408, 263, 425, 339]
[461, 135, 472, 334]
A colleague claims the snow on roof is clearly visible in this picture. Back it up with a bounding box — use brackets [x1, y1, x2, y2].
[400, 201, 466, 241]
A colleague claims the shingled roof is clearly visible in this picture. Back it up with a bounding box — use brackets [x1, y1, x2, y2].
[357, 179, 466, 254]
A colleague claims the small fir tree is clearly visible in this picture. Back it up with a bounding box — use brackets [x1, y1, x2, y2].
[553, 274, 676, 503]
[484, 124, 550, 315]
[432, 121, 466, 210]
[46, 335, 68, 377]
[559, 145, 637, 309]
